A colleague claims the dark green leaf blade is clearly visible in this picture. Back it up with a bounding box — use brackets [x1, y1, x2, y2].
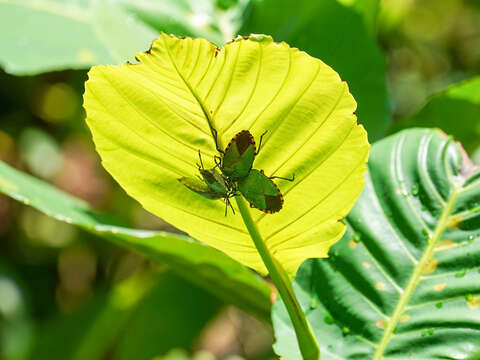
[0, 160, 271, 321]
[114, 273, 221, 360]
[29, 272, 220, 360]
[273, 128, 480, 359]
[240, 0, 390, 141]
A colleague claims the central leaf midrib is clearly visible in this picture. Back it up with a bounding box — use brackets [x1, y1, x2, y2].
[372, 188, 460, 359]
[161, 35, 224, 149]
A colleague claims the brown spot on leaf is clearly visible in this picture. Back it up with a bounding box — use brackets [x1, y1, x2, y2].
[376, 319, 386, 328]
[422, 257, 438, 274]
[447, 215, 463, 229]
[434, 239, 456, 251]
[466, 295, 480, 309]
[375, 282, 386, 291]
[434, 283, 447, 292]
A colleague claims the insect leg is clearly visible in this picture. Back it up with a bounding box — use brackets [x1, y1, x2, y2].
[255, 130, 268, 155]
[197, 150, 205, 170]
[214, 155, 223, 170]
[212, 127, 225, 154]
[228, 198, 235, 215]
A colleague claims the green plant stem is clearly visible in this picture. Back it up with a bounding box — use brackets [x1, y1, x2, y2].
[235, 196, 320, 360]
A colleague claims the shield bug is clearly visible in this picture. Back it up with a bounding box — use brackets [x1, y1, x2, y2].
[178, 151, 237, 215]
[215, 130, 266, 179]
[196, 150, 234, 197]
[238, 169, 294, 214]
[178, 176, 224, 200]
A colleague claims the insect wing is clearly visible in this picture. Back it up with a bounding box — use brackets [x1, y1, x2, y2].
[222, 130, 256, 179]
[199, 168, 228, 196]
[238, 169, 283, 213]
[178, 177, 223, 200]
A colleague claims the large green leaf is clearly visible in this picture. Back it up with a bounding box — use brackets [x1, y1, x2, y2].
[0, 0, 230, 75]
[0, 160, 271, 321]
[240, 0, 389, 141]
[0, 0, 155, 75]
[114, 273, 220, 360]
[29, 272, 220, 360]
[83, 33, 369, 277]
[273, 128, 480, 359]
[393, 76, 480, 153]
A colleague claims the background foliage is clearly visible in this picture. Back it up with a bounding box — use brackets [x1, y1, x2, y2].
[1, 0, 480, 359]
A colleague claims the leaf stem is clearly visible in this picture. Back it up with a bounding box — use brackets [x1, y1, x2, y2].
[235, 196, 320, 360]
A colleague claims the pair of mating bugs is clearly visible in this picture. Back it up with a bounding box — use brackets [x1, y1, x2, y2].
[178, 130, 294, 215]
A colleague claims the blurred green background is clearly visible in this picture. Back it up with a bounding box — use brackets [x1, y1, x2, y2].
[1, 0, 480, 359]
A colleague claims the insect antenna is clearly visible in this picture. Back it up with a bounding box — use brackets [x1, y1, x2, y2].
[197, 150, 205, 170]
[223, 196, 236, 216]
[255, 130, 268, 155]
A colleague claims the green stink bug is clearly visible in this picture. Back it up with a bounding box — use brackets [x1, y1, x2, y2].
[197, 150, 238, 198]
[178, 176, 224, 200]
[178, 151, 237, 215]
[238, 169, 294, 214]
[215, 130, 266, 179]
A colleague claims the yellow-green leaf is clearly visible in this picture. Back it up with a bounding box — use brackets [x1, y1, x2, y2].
[83, 33, 370, 276]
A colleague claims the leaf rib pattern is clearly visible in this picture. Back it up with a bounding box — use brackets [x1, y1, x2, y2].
[349, 231, 404, 294]
[273, 129, 480, 359]
[266, 82, 346, 182]
[100, 70, 209, 157]
[86, 87, 190, 175]
[123, 67, 212, 136]
[266, 148, 363, 244]
[223, 42, 263, 132]
[232, 49, 292, 135]
[250, 61, 323, 156]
